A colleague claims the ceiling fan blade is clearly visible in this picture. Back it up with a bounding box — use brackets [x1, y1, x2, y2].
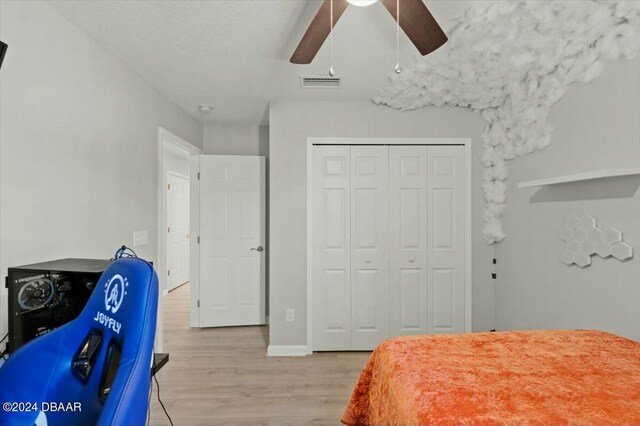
[380, 0, 447, 56]
[290, 0, 349, 64]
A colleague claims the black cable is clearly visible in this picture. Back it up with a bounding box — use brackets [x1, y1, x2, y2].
[112, 245, 139, 260]
[0, 334, 9, 361]
[120, 247, 138, 258]
[153, 371, 174, 426]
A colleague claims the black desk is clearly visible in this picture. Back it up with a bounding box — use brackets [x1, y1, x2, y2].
[152, 353, 169, 375]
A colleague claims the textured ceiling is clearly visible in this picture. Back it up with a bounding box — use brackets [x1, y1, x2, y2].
[48, 0, 468, 125]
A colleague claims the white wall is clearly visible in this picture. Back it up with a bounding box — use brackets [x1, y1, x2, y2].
[269, 100, 495, 348]
[496, 58, 640, 341]
[0, 1, 203, 341]
[204, 124, 262, 156]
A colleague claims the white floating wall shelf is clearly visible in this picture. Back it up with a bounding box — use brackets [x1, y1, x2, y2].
[518, 168, 640, 189]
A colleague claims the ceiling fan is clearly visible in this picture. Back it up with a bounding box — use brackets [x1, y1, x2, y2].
[290, 0, 447, 65]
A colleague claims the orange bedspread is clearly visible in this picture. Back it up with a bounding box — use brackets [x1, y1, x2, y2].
[342, 330, 640, 425]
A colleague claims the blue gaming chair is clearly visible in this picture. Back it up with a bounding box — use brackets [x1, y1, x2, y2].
[0, 258, 158, 426]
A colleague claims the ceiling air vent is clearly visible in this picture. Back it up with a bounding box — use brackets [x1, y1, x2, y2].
[300, 75, 341, 89]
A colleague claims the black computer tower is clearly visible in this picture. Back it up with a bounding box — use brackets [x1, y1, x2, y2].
[6, 258, 112, 354]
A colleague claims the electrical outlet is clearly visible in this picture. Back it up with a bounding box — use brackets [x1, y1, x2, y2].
[133, 230, 148, 247]
[286, 309, 295, 322]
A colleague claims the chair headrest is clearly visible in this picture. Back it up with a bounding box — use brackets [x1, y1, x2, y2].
[79, 258, 157, 346]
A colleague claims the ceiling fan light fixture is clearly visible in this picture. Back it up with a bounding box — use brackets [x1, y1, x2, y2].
[198, 105, 214, 114]
[289, 0, 447, 64]
[347, 0, 378, 7]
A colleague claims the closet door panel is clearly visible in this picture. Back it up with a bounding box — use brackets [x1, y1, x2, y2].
[427, 146, 466, 333]
[350, 146, 389, 350]
[389, 146, 429, 335]
[312, 146, 351, 350]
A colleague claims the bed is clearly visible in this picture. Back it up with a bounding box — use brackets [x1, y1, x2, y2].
[342, 330, 640, 425]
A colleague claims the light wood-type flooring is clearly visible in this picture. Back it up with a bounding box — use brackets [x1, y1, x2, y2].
[150, 284, 371, 425]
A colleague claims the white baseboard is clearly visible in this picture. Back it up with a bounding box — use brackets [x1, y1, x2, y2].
[266, 345, 309, 357]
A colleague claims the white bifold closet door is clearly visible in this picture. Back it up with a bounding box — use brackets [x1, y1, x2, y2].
[350, 146, 390, 350]
[426, 146, 466, 334]
[312, 144, 465, 351]
[311, 146, 351, 351]
[388, 146, 429, 336]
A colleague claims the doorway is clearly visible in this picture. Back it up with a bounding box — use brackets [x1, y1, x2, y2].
[156, 128, 203, 353]
[167, 171, 190, 292]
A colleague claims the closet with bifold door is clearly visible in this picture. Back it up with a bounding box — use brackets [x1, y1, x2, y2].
[311, 143, 467, 351]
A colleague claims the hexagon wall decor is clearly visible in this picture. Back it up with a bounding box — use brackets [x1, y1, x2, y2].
[560, 215, 633, 267]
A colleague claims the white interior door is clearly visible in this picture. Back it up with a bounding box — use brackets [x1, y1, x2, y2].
[167, 172, 190, 291]
[389, 146, 429, 336]
[427, 146, 466, 333]
[350, 146, 389, 350]
[198, 155, 265, 327]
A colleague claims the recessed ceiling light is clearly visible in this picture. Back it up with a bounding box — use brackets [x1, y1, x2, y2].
[198, 105, 214, 114]
[347, 0, 378, 6]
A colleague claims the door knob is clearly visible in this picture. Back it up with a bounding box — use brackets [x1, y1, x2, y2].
[365, 259, 370, 264]
[251, 246, 264, 252]
[409, 258, 414, 263]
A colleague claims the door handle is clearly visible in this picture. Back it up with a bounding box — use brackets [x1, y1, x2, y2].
[251, 246, 264, 252]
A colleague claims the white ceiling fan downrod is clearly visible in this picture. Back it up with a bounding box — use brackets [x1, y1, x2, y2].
[329, 0, 335, 76]
[395, 0, 402, 74]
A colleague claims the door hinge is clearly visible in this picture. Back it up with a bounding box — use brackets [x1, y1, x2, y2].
[197, 172, 200, 180]
[197, 300, 200, 308]
[167, 270, 171, 276]
[168, 226, 170, 233]
[197, 236, 200, 244]
[167, 183, 171, 190]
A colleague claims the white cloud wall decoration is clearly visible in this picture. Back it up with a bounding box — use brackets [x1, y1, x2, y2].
[373, 1, 640, 244]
